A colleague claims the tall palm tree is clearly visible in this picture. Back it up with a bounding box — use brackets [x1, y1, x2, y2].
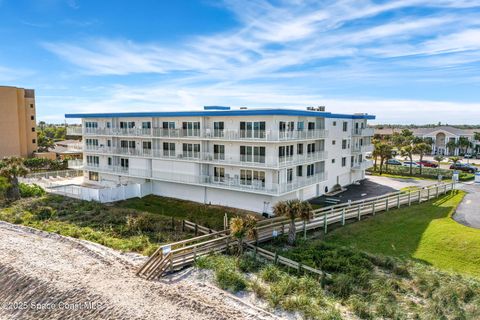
[376, 143, 393, 175]
[229, 215, 257, 254]
[0, 157, 29, 202]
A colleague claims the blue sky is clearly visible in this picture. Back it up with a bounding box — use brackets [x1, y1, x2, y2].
[1, 0, 480, 124]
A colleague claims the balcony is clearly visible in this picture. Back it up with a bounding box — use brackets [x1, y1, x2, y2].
[352, 127, 375, 136]
[82, 165, 328, 195]
[75, 126, 328, 141]
[66, 127, 83, 136]
[352, 144, 374, 153]
[352, 160, 374, 171]
[84, 146, 327, 168]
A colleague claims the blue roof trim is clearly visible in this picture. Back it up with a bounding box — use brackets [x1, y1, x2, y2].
[65, 109, 376, 120]
[203, 106, 230, 110]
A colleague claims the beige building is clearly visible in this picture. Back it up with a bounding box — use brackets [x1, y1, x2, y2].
[0, 86, 38, 158]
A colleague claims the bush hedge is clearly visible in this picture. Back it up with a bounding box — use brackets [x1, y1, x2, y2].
[368, 165, 474, 181]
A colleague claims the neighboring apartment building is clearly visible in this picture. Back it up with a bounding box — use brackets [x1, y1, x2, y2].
[0, 86, 37, 158]
[66, 107, 375, 213]
[375, 126, 480, 156]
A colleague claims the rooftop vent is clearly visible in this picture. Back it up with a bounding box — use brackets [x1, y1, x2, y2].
[307, 106, 326, 112]
[203, 106, 230, 110]
[240, 107, 248, 110]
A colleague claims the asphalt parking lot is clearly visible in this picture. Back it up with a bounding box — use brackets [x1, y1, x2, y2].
[454, 183, 480, 229]
[310, 175, 434, 205]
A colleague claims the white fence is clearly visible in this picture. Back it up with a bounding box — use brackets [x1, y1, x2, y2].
[47, 182, 152, 203]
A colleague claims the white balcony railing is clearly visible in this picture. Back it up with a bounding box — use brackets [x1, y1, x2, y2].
[66, 127, 83, 135]
[83, 146, 328, 168]
[75, 126, 328, 141]
[82, 164, 327, 195]
[352, 127, 375, 136]
[352, 144, 374, 153]
[352, 160, 374, 170]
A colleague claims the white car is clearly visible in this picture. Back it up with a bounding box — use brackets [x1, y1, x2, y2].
[402, 161, 421, 168]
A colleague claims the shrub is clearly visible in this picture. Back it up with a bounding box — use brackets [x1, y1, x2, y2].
[215, 268, 247, 292]
[19, 183, 45, 198]
[34, 206, 56, 220]
[238, 255, 261, 273]
[259, 264, 283, 283]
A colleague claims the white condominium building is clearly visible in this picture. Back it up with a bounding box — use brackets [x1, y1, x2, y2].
[66, 107, 375, 213]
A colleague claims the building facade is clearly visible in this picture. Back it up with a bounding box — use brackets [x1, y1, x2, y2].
[375, 126, 480, 156]
[0, 86, 37, 158]
[66, 107, 375, 213]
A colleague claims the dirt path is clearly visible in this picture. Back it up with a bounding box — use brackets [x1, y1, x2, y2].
[0, 221, 278, 320]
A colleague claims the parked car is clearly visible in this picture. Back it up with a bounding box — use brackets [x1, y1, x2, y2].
[402, 161, 421, 168]
[449, 163, 478, 173]
[386, 159, 402, 166]
[418, 160, 439, 168]
[464, 153, 473, 159]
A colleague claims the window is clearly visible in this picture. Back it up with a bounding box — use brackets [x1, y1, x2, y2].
[307, 122, 315, 131]
[120, 158, 129, 168]
[342, 139, 347, 149]
[297, 121, 304, 131]
[214, 144, 225, 160]
[331, 159, 335, 164]
[279, 145, 294, 158]
[108, 157, 112, 166]
[142, 122, 151, 129]
[297, 165, 303, 177]
[31, 127, 35, 132]
[333, 121, 337, 126]
[85, 122, 98, 128]
[279, 121, 294, 132]
[307, 143, 316, 154]
[240, 169, 265, 187]
[32, 139, 36, 144]
[297, 143, 304, 155]
[89, 171, 99, 181]
[142, 141, 152, 150]
[120, 140, 135, 149]
[213, 122, 224, 137]
[343, 122, 348, 132]
[30, 104, 34, 108]
[162, 122, 175, 129]
[307, 164, 314, 177]
[163, 142, 176, 157]
[240, 146, 265, 163]
[107, 140, 111, 147]
[120, 121, 135, 129]
[214, 167, 225, 182]
[182, 143, 200, 158]
[342, 157, 347, 167]
[106, 122, 111, 128]
[240, 121, 266, 138]
[182, 121, 200, 136]
[86, 155, 99, 166]
[332, 140, 336, 145]
[86, 139, 99, 146]
[31, 115, 34, 120]
[351, 156, 355, 167]
[287, 168, 293, 183]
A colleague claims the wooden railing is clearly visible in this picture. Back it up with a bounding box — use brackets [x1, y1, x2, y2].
[138, 182, 455, 279]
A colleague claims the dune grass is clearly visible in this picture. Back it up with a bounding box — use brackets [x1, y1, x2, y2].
[324, 190, 480, 278]
[0, 193, 255, 255]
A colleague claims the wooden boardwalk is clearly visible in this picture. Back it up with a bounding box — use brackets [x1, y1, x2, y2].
[137, 182, 455, 279]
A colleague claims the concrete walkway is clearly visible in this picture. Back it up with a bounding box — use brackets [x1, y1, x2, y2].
[454, 183, 480, 229]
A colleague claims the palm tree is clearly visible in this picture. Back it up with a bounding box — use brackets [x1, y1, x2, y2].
[229, 215, 257, 254]
[376, 143, 393, 175]
[434, 155, 444, 168]
[392, 129, 416, 175]
[414, 142, 432, 175]
[0, 157, 29, 202]
[446, 140, 457, 156]
[450, 156, 461, 166]
[273, 199, 312, 245]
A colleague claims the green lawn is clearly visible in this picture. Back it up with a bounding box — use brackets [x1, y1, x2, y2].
[325, 191, 480, 278]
